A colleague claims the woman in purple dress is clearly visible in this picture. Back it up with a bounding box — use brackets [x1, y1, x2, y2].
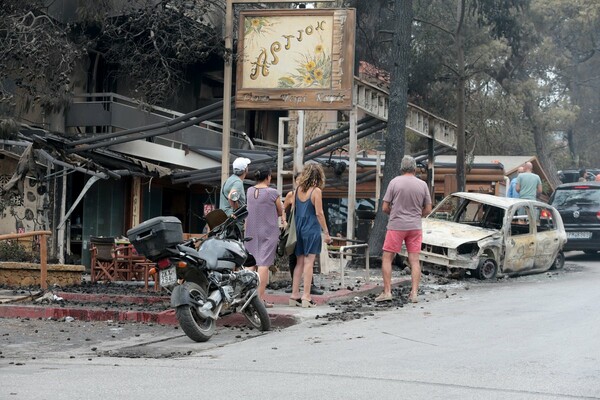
[245, 167, 284, 307]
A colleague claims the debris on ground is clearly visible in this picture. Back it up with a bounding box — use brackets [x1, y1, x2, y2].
[34, 292, 64, 303]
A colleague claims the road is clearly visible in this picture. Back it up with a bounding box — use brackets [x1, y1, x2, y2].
[1, 252, 599, 399]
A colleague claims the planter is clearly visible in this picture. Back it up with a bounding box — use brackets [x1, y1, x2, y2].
[0, 262, 85, 287]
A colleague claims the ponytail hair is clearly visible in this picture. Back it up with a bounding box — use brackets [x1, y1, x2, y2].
[254, 167, 272, 182]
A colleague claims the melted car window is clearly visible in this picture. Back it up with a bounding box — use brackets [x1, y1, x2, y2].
[510, 207, 531, 235]
[535, 207, 556, 231]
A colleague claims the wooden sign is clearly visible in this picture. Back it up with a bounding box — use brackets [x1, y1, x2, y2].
[235, 9, 355, 110]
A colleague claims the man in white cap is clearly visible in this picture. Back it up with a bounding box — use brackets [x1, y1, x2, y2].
[220, 157, 251, 216]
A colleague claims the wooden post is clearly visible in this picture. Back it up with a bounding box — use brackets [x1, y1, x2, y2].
[427, 125, 435, 201]
[375, 152, 383, 212]
[58, 169, 66, 263]
[295, 110, 305, 174]
[40, 233, 48, 290]
[221, 0, 234, 187]
[131, 176, 141, 227]
[346, 108, 357, 240]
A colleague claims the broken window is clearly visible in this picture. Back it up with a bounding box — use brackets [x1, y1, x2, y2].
[534, 206, 556, 232]
[510, 207, 532, 235]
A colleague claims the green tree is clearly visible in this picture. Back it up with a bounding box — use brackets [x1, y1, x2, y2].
[412, 0, 529, 191]
[533, 0, 600, 169]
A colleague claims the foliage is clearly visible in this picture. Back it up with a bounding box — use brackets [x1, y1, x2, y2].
[532, 0, 600, 168]
[0, 0, 225, 113]
[278, 48, 332, 89]
[0, 0, 80, 114]
[77, 0, 225, 106]
[0, 241, 37, 263]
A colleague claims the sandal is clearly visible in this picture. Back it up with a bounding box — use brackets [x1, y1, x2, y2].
[301, 299, 316, 308]
[289, 298, 302, 307]
[375, 292, 393, 302]
[408, 294, 418, 303]
[263, 301, 274, 308]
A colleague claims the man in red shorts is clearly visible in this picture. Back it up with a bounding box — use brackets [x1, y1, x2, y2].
[376, 155, 432, 303]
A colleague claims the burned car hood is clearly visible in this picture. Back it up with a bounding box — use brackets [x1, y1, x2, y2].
[422, 219, 497, 249]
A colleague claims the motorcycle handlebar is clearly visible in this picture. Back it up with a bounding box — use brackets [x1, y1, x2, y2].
[232, 204, 248, 219]
[209, 205, 247, 239]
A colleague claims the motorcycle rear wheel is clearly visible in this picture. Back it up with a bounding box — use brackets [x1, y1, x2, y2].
[175, 282, 216, 342]
[242, 295, 271, 331]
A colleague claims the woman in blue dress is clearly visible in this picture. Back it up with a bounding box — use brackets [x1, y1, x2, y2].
[289, 164, 332, 308]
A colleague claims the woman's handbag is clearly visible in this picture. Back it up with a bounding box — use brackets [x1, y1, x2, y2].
[276, 228, 288, 257]
[277, 205, 297, 257]
[284, 206, 297, 256]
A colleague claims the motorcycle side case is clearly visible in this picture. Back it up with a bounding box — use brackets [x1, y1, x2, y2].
[127, 216, 183, 260]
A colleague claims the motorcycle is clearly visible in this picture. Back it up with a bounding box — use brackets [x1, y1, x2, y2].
[127, 205, 271, 342]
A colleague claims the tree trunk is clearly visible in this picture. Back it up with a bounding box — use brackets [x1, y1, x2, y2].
[455, 0, 467, 192]
[522, 96, 562, 189]
[368, 0, 413, 257]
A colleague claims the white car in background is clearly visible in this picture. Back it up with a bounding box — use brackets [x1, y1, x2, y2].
[399, 192, 567, 279]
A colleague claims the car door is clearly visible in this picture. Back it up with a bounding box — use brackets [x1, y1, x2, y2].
[503, 205, 536, 274]
[532, 205, 561, 271]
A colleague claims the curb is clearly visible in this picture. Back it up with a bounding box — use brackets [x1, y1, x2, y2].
[0, 305, 298, 329]
[0, 277, 409, 328]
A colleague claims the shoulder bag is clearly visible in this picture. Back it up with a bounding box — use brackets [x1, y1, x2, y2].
[284, 204, 297, 256]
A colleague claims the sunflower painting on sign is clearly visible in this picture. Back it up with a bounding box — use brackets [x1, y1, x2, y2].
[244, 17, 274, 42]
[236, 9, 355, 110]
[278, 45, 332, 89]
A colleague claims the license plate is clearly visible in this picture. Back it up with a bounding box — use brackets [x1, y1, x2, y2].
[159, 266, 177, 286]
[567, 231, 592, 239]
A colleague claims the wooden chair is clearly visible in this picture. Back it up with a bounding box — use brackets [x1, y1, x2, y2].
[113, 244, 135, 281]
[114, 243, 158, 291]
[90, 237, 116, 282]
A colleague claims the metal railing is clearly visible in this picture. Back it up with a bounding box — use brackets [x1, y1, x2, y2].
[68, 92, 254, 149]
[329, 239, 369, 287]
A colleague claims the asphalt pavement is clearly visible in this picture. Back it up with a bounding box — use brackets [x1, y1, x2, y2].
[2, 255, 598, 399]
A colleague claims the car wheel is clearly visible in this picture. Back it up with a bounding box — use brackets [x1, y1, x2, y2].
[550, 251, 565, 270]
[475, 258, 497, 280]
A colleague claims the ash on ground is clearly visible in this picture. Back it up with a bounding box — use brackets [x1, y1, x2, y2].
[318, 273, 468, 322]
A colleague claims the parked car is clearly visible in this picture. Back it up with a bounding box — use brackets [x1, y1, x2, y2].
[558, 169, 600, 183]
[549, 182, 600, 254]
[399, 192, 567, 279]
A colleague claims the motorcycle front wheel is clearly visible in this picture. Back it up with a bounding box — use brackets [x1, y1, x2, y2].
[175, 282, 216, 342]
[242, 295, 271, 331]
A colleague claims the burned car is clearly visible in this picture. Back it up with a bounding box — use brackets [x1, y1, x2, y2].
[399, 192, 567, 279]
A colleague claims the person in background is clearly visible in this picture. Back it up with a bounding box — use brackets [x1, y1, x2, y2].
[245, 167, 283, 308]
[220, 157, 251, 215]
[579, 168, 590, 182]
[516, 162, 542, 200]
[283, 174, 324, 296]
[289, 164, 331, 308]
[507, 166, 524, 198]
[595, 174, 600, 182]
[376, 155, 432, 304]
